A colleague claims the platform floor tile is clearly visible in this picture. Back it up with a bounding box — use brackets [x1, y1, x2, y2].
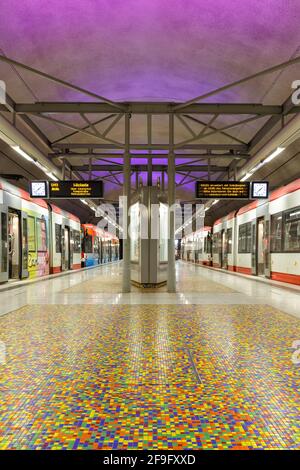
[0, 304, 299, 449]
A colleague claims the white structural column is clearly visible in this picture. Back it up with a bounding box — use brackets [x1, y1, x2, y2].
[167, 113, 176, 292]
[122, 113, 131, 293]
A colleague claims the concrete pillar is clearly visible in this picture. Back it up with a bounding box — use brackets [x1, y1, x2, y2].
[122, 113, 131, 293]
[167, 113, 176, 293]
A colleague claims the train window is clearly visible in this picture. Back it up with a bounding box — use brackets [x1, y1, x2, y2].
[213, 233, 219, 254]
[93, 236, 99, 252]
[28, 216, 36, 252]
[284, 207, 300, 252]
[73, 230, 81, 253]
[271, 213, 283, 252]
[227, 228, 233, 254]
[238, 223, 251, 253]
[206, 232, 212, 254]
[83, 234, 93, 253]
[36, 218, 47, 252]
[198, 237, 203, 254]
[1, 213, 7, 273]
[55, 224, 62, 253]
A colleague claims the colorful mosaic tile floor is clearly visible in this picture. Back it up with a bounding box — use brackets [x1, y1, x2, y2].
[0, 304, 299, 449]
[62, 273, 235, 294]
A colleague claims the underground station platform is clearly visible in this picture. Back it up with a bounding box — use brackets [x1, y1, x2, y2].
[0, 0, 300, 464]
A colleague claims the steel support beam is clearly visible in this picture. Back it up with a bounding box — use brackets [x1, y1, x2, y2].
[248, 93, 298, 151]
[27, 113, 125, 147]
[51, 114, 117, 144]
[147, 114, 152, 186]
[52, 142, 249, 152]
[2, 102, 296, 115]
[70, 164, 227, 172]
[122, 113, 131, 293]
[174, 115, 264, 149]
[174, 55, 300, 111]
[0, 54, 125, 111]
[167, 113, 176, 293]
[48, 152, 250, 160]
[182, 114, 247, 145]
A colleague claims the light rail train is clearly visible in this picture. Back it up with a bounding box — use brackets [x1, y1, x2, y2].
[181, 179, 300, 286]
[0, 178, 120, 284]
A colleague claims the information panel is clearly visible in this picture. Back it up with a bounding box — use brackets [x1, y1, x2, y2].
[196, 181, 250, 199]
[49, 180, 103, 199]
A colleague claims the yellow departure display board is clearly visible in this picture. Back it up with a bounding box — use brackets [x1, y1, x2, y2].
[196, 181, 250, 199]
[49, 180, 103, 198]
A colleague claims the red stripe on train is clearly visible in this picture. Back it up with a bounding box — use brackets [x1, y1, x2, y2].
[72, 264, 81, 270]
[271, 272, 300, 286]
[236, 266, 252, 275]
[270, 178, 300, 202]
[50, 267, 62, 274]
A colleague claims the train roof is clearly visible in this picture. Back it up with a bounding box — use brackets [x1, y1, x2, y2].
[48, 203, 80, 223]
[213, 211, 236, 226]
[237, 178, 300, 216]
[0, 177, 81, 222]
[213, 178, 300, 222]
[269, 178, 300, 202]
[0, 177, 48, 209]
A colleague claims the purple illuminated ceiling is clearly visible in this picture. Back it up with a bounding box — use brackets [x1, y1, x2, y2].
[1, 0, 300, 102]
[1, 1, 300, 200]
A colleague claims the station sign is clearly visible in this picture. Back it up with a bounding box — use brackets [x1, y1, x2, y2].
[49, 180, 103, 199]
[195, 181, 269, 200]
[29, 180, 103, 199]
[196, 181, 250, 199]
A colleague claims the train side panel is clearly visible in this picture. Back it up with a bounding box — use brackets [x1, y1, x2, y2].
[269, 185, 300, 285]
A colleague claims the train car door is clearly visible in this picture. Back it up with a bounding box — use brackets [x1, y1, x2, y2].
[69, 229, 74, 269]
[21, 211, 29, 279]
[99, 238, 103, 264]
[64, 227, 70, 270]
[251, 220, 257, 275]
[221, 230, 228, 269]
[257, 217, 265, 276]
[0, 206, 8, 283]
[61, 226, 70, 271]
[264, 216, 271, 278]
[61, 226, 65, 270]
[8, 210, 20, 279]
[98, 238, 101, 264]
[218, 232, 222, 267]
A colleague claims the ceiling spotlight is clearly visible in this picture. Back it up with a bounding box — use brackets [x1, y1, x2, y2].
[240, 173, 252, 182]
[11, 145, 34, 163]
[45, 172, 58, 181]
[264, 147, 285, 163]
